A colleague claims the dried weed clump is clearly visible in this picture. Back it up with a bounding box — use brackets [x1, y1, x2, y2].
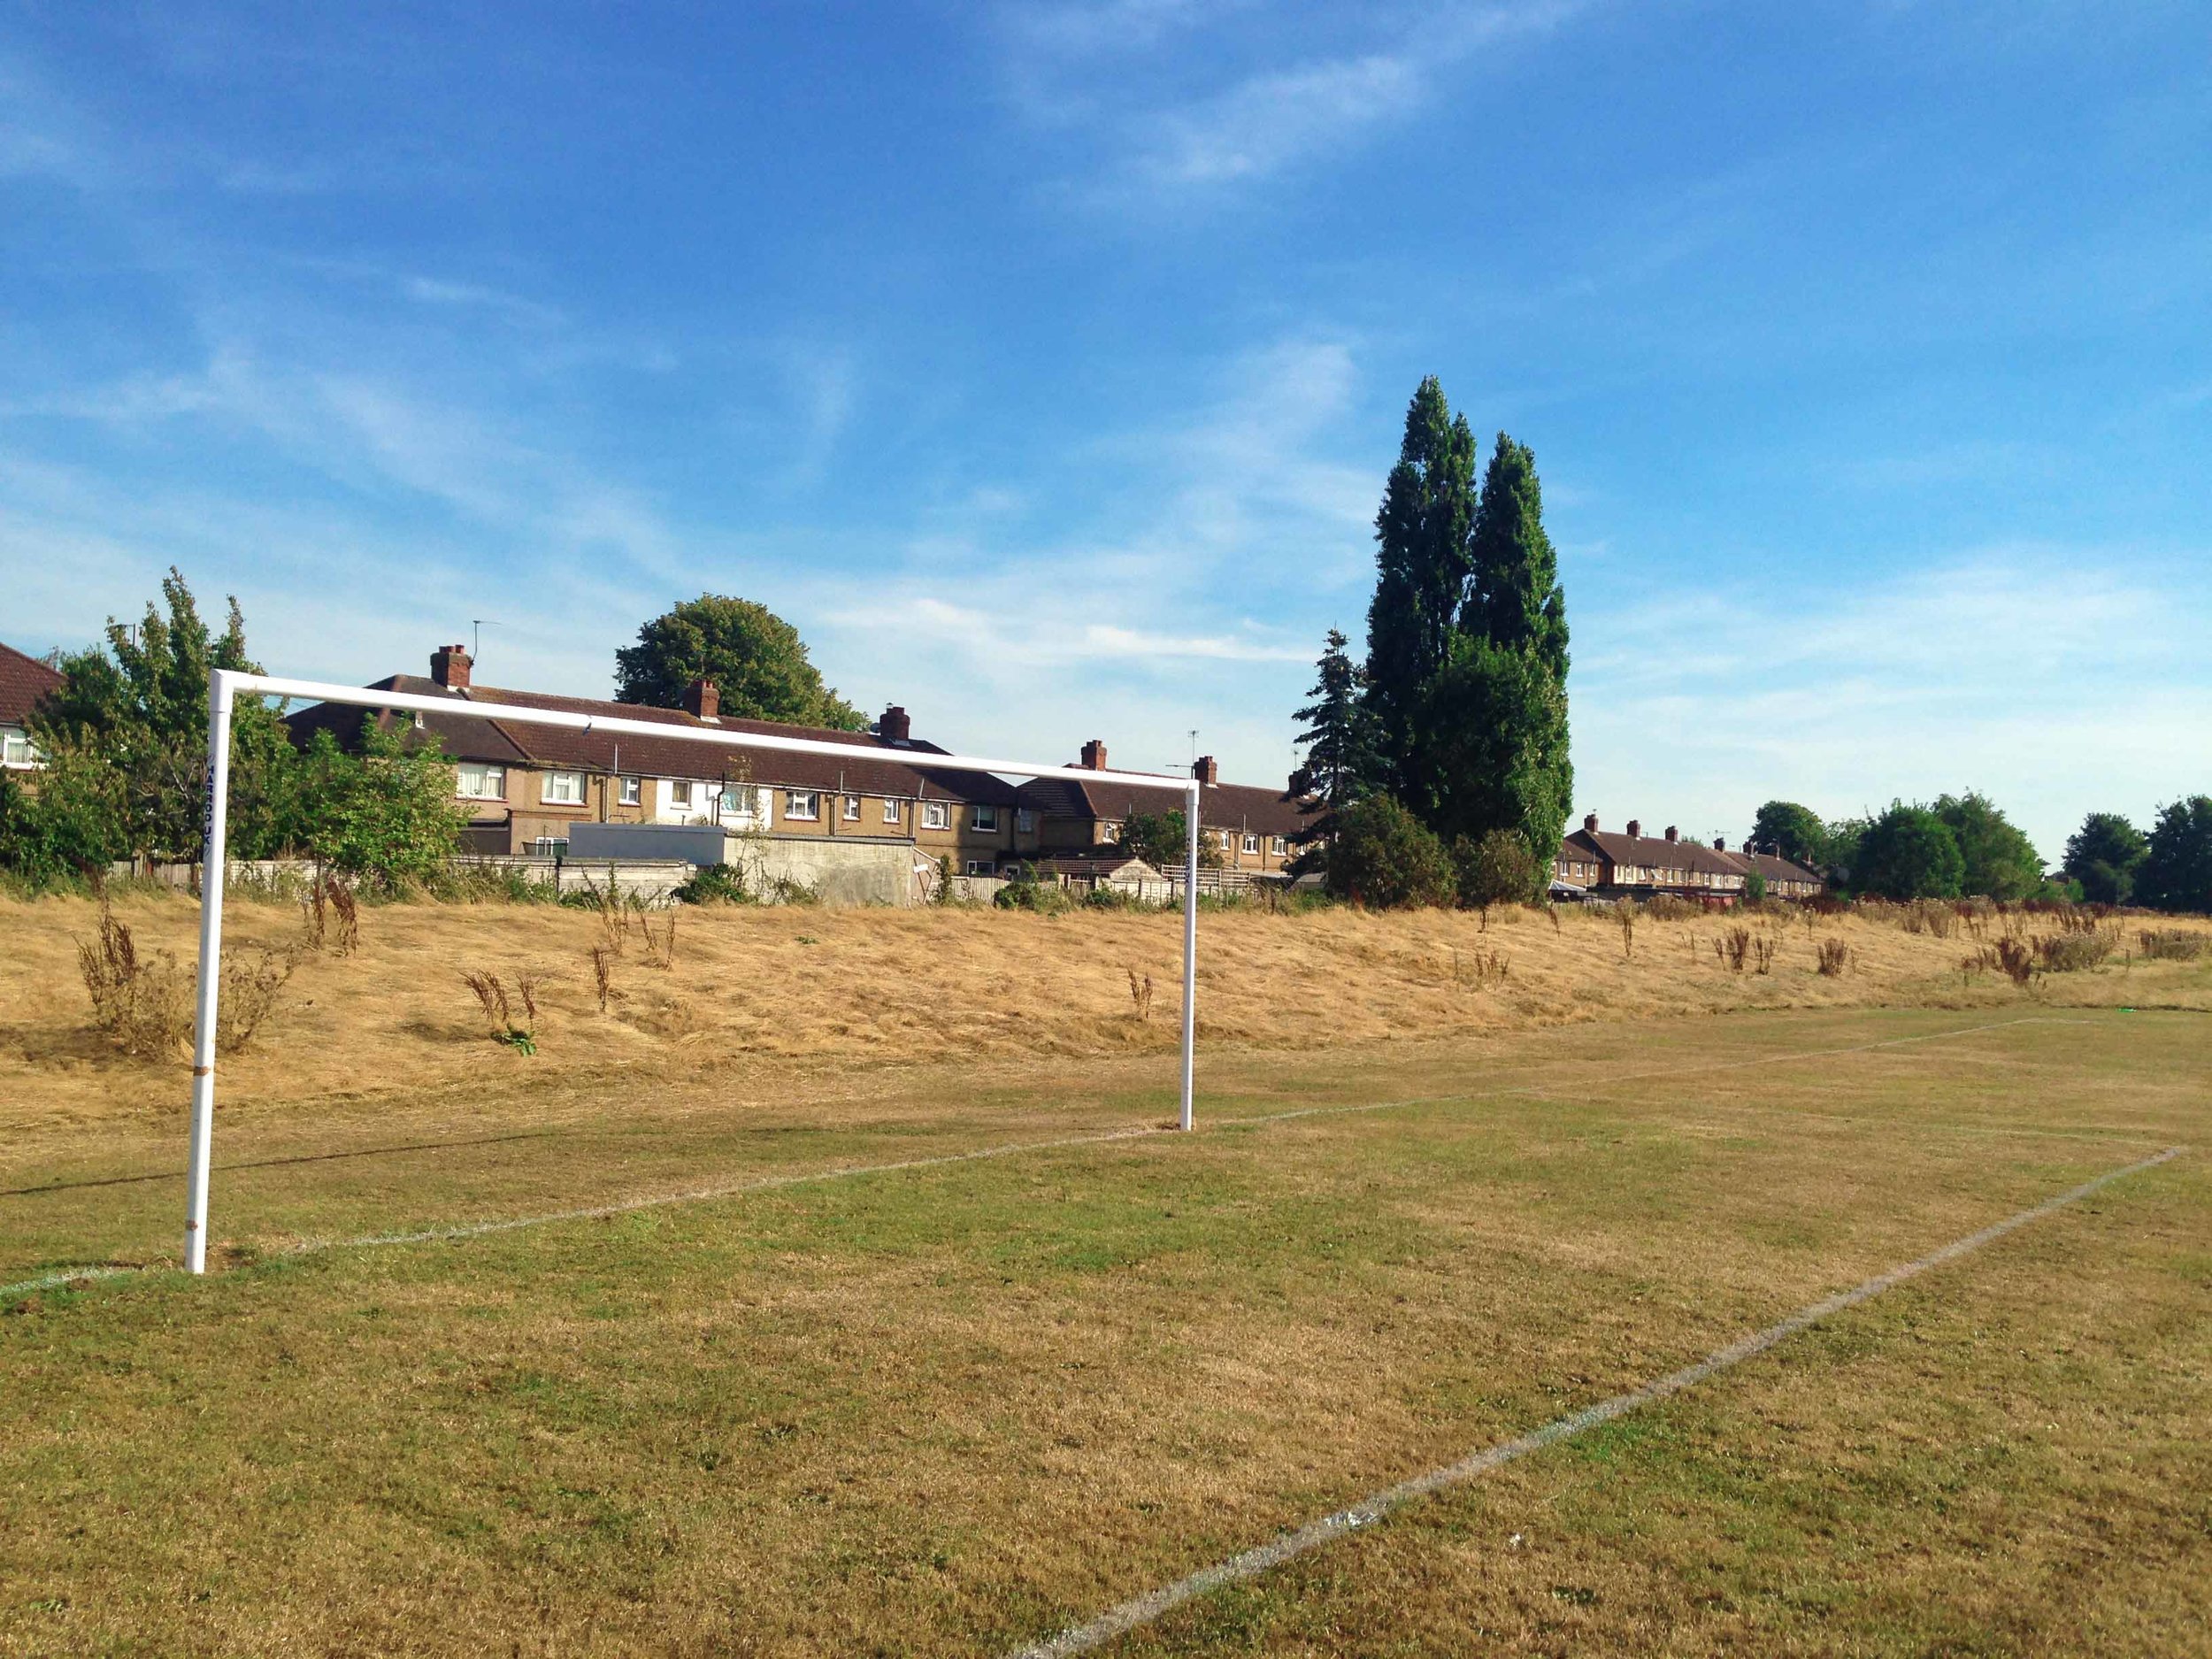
[1816, 937, 1851, 978]
[460, 969, 542, 1054]
[77, 897, 298, 1057]
[2137, 930, 2205, 963]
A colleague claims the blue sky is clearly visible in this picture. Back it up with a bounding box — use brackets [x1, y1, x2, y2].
[3, 2, 2207, 858]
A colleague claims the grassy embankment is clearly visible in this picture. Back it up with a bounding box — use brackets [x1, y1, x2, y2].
[4, 891, 2207, 1132]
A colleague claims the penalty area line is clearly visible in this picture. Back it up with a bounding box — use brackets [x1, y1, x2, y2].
[1008, 1143, 2187, 1659]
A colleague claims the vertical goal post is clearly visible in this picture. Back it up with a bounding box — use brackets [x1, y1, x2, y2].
[185, 668, 1204, 1276]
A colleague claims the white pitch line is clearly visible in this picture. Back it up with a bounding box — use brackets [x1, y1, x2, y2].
[1009, 1143, 2189, 1659]
[0, 1014, 2119, 1302]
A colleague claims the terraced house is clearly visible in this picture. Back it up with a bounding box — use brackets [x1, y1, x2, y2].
[285, 646, 1024, 872]
[1555, 814, 1824, 905]
[1014, 741, 1312, 879]
[0, 641, 64, 774]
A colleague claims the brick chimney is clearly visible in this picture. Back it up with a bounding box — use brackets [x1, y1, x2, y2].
[430, 644, 472, 690]
[1626, 818, 1641, 839]
[1583, 812, 1599, 833]
[1714, 835, 1727, 852]
[1079, 739, 1108, 771]
[681, 677, 719, 720]
[1664, 825, 1678, 843]
[878, 704, 911, 743]
[1194, 756, 1218, 786]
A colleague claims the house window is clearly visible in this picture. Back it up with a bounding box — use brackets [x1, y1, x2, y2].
[1017, 808, 1035, 833]
[1219, 831, 1234, 850]
[965, 860, 994, 876]
[1101, 821, 1119, 844]
[618, 775, 641, 806]
[786, 790, 820, 821]
[457, 763, 505, 801]
[883, 797, 903, 825]
[922, 801, 949, 830]
[542, 770, 585, 806]
[843, 795, 862, 821]
[667, 780, 696, 812]
[1241, 833, 1261, 855]
[974, 803, 999, 832]
[719, 785, 767, 820]
[2, 728, 36, 768]
[1270, 836, 1286, 856]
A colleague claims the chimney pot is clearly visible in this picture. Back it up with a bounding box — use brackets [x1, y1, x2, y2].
[1626, 818, 1641, 839]
[1080, 739, 1108, 772]
[1665, 825, 1678, 843]
[1194, 755, 1218, 786]
[878, 703, 911, 743]
[682, 677, 719, 720]
[430, 644, 472, 690]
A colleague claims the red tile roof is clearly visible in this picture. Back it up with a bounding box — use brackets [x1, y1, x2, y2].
[284, 675, 1018, 803]
[0, 641, 65, 727]
[1017, 772, 1313, 835]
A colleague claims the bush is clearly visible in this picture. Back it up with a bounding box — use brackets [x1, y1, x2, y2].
[1325, 796, 1455, 909]
[1450, 828, 1540, 915]
[2035, 932, 2115, 973]
[995, 864, 1075, 913]
[673, 863, 752, 906]
[2138, 929, 2206, 962]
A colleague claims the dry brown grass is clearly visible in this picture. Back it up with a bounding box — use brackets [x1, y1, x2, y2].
[2, 894, 2208, 1126]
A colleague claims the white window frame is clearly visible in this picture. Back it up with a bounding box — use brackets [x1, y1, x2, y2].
[786, 789, 821, 821]
[455, 762, 506, 802]
[1270, 835, 1286, 856]
[883, 797, 903, 825]
[719, 784, 767, 821]
[541, 769, 586, 806]
[843, 794, 862, 821]
[974, 803, 999, 832]
[1241, 833, 1261, 855]
[964, 859, 995, 876]
[666, 779, 698, 813]
[921, 800, 949, 830]
[1101, 821, 1119, 844]
[618, 775, 641, 806]
[2, 727, 38, 768]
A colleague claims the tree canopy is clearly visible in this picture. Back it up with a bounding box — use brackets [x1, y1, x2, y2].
[615, 595, 864, 730]
[1749, 801, 1827, 868]
[1325, 795, 1455, 909]
[1932, 791, 2043, 900]
[2062, 811, 2148, 905]
[1853, 803, 1964, 900]
[2137, 796, 2212, 915]
[1289, 628, 1376, 820]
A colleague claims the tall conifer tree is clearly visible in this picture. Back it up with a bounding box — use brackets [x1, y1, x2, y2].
[1363, 378, 1477, 800]
[1290, 627, 1377, 846]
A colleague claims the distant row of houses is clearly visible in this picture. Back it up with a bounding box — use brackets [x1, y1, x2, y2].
[2, 638, 1823, 904]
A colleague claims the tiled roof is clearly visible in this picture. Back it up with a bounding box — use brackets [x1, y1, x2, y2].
[1737, 849, 1823, 885]
[1017, 771, 1313, 836]
[1563, 826, 1746, 879]
[285, 675, 1015, 803]
[0, 641, 65, 727]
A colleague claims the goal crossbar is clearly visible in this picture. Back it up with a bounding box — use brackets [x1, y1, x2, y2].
[185, 668, 1202, 1275]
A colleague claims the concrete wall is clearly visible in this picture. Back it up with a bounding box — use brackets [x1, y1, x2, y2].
[730, 834, 923, 907]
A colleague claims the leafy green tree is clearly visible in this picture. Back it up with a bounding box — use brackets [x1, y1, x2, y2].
[0, 743, 130, 886]
[2062, 811, 2148, 905]
[2137, 796, 2212, 914]
[1364, 379, 1478, 800]
[1452, 826, 1542, 914]
[293, 722, 466, 894]
[1853, 803, 1964, 900]
[1420, 634, 1572, 861]
[30, 569, 296, 864]
[1933, 791, 2043, 900]
[1749, 801, 1827, 868]
[615, 595, 864, 730]
[1325, 795, 1455, 909]
[1115, 808, 1220, 871]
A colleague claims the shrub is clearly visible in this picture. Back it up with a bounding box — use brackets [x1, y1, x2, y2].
[77, 902, 193, 1056]
[2033, 932, 2114, 973]
[1816, 937, 1850, 977]
[673, 863, 751, 905]
[995, 864, 1074, 914]
[1325, 796, 1455, 909]
[2138, 929, 2207, 962]
[1450, 828, 1540, 917]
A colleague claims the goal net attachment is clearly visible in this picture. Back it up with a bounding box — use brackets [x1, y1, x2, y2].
[183, 668, 1204, 1275]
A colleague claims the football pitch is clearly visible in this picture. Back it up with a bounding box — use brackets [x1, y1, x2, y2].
[4, 1008, 2207, 1655]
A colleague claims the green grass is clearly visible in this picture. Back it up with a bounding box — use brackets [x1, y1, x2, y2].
[1, 1009, 2206, 1655]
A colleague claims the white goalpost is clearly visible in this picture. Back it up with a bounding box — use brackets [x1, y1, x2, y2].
[184, 667, 1204, 1276]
